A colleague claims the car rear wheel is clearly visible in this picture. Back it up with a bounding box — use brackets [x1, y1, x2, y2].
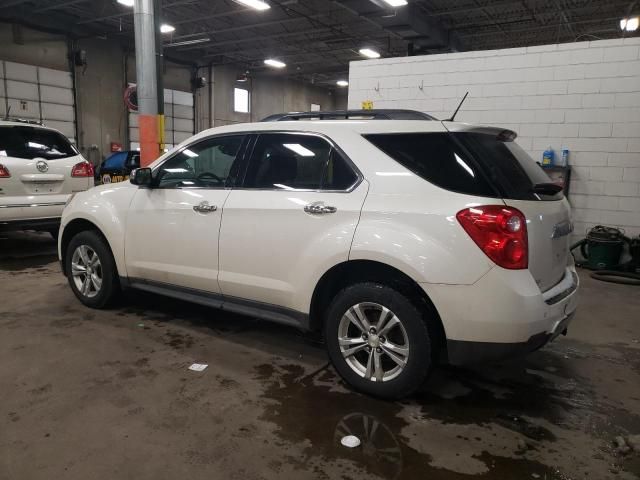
[66, 230, 120, 308]
[324, 282, 432, 399]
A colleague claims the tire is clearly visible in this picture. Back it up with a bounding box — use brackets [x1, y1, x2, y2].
[324, 282, 432, 399]
[65, 230, 120, 308]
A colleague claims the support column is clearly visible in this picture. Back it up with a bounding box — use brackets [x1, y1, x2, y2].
[134, 0, 160, 166]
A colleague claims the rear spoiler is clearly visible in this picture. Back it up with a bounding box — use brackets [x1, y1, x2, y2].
[441, 122, 517, 141]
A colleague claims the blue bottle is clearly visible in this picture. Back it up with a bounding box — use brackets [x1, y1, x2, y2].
[542, 147, 554, 167]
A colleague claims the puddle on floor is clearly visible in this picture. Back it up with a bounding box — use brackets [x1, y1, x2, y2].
[254, 342, 640, 480]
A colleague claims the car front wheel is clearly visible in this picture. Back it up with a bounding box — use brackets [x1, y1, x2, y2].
[324, 282, 433, 399]
[66, 230, 120, 308]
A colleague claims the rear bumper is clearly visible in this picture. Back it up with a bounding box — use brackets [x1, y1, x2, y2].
[421, 264, 579, 365]
[0, 196, 69, 224]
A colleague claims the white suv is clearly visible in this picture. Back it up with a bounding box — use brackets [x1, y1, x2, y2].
[0, 120, 94, 236]
[58, 110, 579, 398]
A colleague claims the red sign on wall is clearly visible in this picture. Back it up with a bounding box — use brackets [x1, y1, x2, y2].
[110, 142, 123, 152]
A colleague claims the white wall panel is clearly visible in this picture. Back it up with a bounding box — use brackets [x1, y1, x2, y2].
[348, 36, 640, 241]
[6, 80, 38, 101]
[6, 98, 40, 119]
[38, 67, 72, 88]
[41, 103, 74, 122]
[40, 85, 74, 105]
[5, 61, 37, 82]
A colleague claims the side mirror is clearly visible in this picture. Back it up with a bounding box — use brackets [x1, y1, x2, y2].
[130, 167, 153, 187]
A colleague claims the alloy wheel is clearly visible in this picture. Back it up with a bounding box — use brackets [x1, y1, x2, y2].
[71, 245, 103, 298]
[338, 302, 410, 382]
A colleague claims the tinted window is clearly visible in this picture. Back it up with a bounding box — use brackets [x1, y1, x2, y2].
[452, 133, 558, 201]
[156, 135, 244, 188]
[102, 152, 127, 170]
[0, 126, 77, 160]
[244, 133, 357, 190]
[364, 133, 496, 197]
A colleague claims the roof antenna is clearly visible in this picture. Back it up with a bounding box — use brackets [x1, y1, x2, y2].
[445, 91, 468, 122]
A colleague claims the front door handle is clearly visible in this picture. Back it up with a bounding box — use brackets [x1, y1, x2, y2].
[304, 203, 337, 215]
[193, 201, 218, 213]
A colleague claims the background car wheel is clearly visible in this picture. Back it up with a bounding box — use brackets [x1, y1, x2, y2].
[65, 230, 120, 308]
[324, 282, 433, 399]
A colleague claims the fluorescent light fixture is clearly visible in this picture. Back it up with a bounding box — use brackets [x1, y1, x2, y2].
[264, 58, 286, 68]
[164, 37, 210, 47]
[336, 80, 349, 87]
[235, 0, 270, 10]
[620, 16, 639, 32]
[160, 24, 175, 33]
[283, 143, 315, 157]
[359, 48, 381, 59]
[117, 0, 134, 6]
[381, 0, 408, 6]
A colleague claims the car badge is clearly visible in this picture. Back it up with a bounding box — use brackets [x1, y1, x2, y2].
[36, 160, 49, 173]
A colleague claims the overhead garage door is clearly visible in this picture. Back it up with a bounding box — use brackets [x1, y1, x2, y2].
[128, 87, 194, 152]
[0, 60, 76, 143]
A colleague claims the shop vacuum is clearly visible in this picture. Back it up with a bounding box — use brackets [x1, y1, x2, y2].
[570, 225, 640, 285]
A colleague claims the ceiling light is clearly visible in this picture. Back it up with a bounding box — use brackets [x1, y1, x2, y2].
[235, 0, 270, 10]
[359, 48, 381, 59]
[164, 37, 210, 47]
[336, 80, 349, 87]
[160, 24, 175, 33]
[620, 16, 639, 32]
[117, 0, 134, 6]
[381, 0, 408, 6]
[264, 58, 286, 68]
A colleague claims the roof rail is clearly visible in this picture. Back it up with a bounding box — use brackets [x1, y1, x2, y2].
[1, 117, 45, 126]
[261, 109, 436, 122]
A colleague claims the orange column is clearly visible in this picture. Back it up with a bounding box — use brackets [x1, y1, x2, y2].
[139, 113, 160, 167]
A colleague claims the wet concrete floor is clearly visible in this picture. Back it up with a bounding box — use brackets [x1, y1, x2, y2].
[1, 230, 639, 479]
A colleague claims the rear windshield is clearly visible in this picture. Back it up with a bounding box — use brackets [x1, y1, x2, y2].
[452, 132, 559, 201]
[364, 132, 559, 201]
[0, 126, 78, 160]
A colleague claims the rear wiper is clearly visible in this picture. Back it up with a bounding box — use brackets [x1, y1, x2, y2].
[531, 182, 563, 195]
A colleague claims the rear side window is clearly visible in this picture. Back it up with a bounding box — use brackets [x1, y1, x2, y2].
[102, 152, 127, 170]
[364, 133, 496, 197]
[0, 126, 77, 160]
[452, 133, 558, 201]
[243, 133, 358, 190]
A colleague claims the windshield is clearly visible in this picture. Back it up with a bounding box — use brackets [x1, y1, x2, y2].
[0, 126, 78, 160]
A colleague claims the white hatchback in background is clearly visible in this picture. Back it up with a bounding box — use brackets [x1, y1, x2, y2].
[0, 120, 94, 237]
[58, 110, 579, 399]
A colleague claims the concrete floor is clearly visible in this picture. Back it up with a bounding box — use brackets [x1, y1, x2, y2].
[1, 231, 639, 480]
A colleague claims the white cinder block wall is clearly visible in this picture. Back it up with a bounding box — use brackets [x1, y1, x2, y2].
[348, 38, 640, 244]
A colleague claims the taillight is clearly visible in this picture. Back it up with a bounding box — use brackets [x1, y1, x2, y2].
[456, 205, 528, 269]
[0, 164, 10, 178]
[71, 161, 94, 177]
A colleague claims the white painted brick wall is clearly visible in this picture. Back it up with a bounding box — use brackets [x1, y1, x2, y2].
[348, 38, 640, 242]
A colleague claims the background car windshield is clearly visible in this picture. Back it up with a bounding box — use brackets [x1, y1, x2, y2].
[0, 126, 77, 160]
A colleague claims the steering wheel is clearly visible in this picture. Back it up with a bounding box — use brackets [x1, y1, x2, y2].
[196, 172, 223, 183]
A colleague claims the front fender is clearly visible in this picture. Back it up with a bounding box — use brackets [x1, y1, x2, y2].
[60, 183, 138, 277]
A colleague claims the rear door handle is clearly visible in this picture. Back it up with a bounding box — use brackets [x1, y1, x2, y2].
[304, 203, 337, 215]
[193, 201, 218, 213]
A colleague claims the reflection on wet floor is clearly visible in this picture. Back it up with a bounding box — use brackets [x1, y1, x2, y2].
[255, 343, 640, 480]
